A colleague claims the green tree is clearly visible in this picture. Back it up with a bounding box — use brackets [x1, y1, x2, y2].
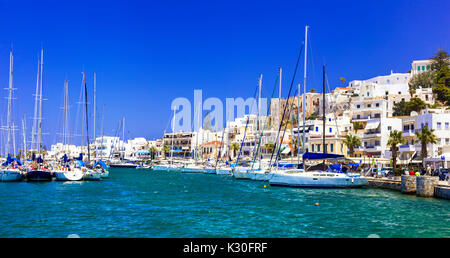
[306, 112, 318, 120]
[264, 142, 276, 154]
[340, 77, 346, 86]
[230, 142, 240, 158]
[352, 121, 363, 133]
[408, 70, 436, 90]
[310, 88, 316, 93]
[162, 145, 170, 159]
[393, 98, 426, 116]
[430, 48, 450, 71]
[415, 125, 438, 171]
[387, 130, 406, 171]
[430, 49, 450, 104]
[343, 134, 361, 157]
[149, 146, 158, 160]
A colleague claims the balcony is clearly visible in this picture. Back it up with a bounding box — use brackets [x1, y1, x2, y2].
[398, 144, 416, 152]
[364, 145, 382, 152]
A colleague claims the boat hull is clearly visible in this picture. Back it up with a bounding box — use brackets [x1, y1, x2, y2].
[232, 170, 252, 180]
[82, 171, 102, 181]
[269, 172, 368, 188]
[26, 170, 53, 181]
[216, 168, 232, 175]
[100, 170, 109, 178]
[181, 167, 204, 173]
[54, 170, 84, 181]
[203, 168, 216, 174]
[109, 164, 138, 169]
[0, 170, 23, 182]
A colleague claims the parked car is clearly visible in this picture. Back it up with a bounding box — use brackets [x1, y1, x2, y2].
[381, 167, 393, 177]
[435, 168, 449, 181]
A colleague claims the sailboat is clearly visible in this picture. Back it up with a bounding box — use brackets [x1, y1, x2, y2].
[26, 48, 53, 182]
[54, 80, 84, 181]
[0, 49, 23, 182]
[269, 27, 368, 188]
[79, 72, 101, 181]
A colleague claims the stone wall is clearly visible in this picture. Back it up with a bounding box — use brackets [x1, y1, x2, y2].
[416, 176, 439, 197]
[367, 178, 401, 191]
[401, 175, 416, 194]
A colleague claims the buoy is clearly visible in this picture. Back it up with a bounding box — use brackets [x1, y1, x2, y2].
[315, 203, 319, 206]
[264, 185, 266, 188]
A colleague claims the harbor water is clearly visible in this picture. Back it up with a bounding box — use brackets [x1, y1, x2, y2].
[0, 168, 449, 238]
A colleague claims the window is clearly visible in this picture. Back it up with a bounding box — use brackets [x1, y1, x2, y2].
[376, 103, 379, 107]
[312, 144, 315, 152]
[437, 122, 441, 129]
[317, 144, 321, 152]
[315, 127, 319, 132]
[446, 139, 449, 145]
[445, 122, 449, 129]
[367, 104, 371, 108]
[357, 105, 360, 108]
[329, 127, 332, 133]
[328, 118, 331, 122]
[388, 126, 392, 131]
[330, 143, 334, 153]
[411, 124, 415, 130]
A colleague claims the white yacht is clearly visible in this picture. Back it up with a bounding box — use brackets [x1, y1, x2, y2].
[269, 153, 368, 188]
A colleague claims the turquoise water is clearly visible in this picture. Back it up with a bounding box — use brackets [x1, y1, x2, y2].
[0, 168, 449, 238]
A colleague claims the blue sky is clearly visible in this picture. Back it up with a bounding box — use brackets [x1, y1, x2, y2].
[0, 0, 448, 149]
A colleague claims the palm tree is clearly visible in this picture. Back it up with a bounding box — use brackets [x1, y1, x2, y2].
[149, 146, 158, 160]
[387, 130, 406, 170]
[343, 134, 361, 157]
[264, 142, 275, 154]
[162, 145, 170, 159]
[415, 125, 438, 172]
[230, 142, 240, 158]
[340, 77, 346, 86]
[352, 121, 363, 133]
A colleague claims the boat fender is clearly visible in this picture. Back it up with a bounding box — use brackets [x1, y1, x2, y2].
[63, 167, 68, 171]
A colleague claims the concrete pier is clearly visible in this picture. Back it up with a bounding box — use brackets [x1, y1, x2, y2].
[367, 177, 449, 200]
[401, 175, 416, 194]
[416, 176, 439, 197]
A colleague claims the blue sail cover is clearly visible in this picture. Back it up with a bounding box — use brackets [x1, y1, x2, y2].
[75, 153, 83, 161]
[1, 154, 12, 166]
[327, 164, 342, 172]
[75, 160, 85, 167]
[94, 160, 107, 169]
[303, 152, 345, 160]
[12, 157, 22, 166]
[36, 156, 44, 163]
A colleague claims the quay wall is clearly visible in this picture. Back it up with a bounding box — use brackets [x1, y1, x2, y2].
[366, 177, 449, 200]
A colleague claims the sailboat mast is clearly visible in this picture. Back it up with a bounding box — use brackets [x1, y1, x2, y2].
[170, 109, 175, 163]
[276, 67, 282, 169]
[6, 48, 13, 156]
[32, 58, 40, 152]
[302, 25, 308, 169]
[38, 48, 44, 154]
[322, 65, 326, 154]
[122, 117, 125, 159]
[258, 74, 262, 167]
[83, 72, 90, 163]
[297, 83, 301, 165]
[101, 104, 105, 159]
[22, 118, 26, 160]
[93, 72, 96, 149]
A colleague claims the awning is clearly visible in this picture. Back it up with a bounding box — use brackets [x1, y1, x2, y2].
[365, 122, 380, 130]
